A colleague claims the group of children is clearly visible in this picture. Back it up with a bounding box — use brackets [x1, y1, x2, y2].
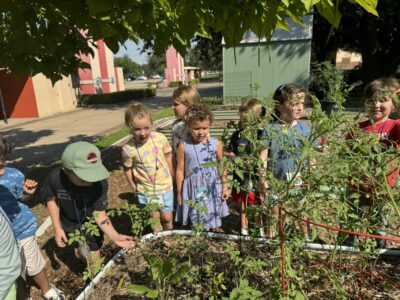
[122, 78, 400, 241]
[122, 83, 312, 237]
[1, 77, 399, 299]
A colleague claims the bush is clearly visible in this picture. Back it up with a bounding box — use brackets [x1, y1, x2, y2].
[168, 81, 181, 88]
[199, 74, 223, 82]
[202, 97, 224, 105]
[188, 78, 200, 85]
[81, 88, 156, 105]
[168, 79, 199, 88]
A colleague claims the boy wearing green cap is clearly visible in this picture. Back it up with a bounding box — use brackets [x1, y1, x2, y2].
[42, 141, 135, 261]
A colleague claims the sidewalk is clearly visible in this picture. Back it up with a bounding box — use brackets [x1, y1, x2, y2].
[0, 82, 222, 172]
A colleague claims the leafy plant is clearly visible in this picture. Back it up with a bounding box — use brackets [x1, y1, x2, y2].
[128, 254, 190, 300]
[311, 61, 356, 108]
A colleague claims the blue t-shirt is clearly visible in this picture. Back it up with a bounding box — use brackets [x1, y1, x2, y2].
[0, 167, 37, 240]
[263, 122, 311, 181]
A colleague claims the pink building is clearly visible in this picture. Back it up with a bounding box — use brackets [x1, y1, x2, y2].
[78, 40, 124, 95]
[0, 40, 124, 119]
[165, 46, 185, 85]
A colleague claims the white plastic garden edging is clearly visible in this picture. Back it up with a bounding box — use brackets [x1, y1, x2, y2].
[75, 229, 400, 300]
[36, 116, 175, 238]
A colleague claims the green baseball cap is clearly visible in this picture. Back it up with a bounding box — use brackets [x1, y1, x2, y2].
[61, 141, 109, 182]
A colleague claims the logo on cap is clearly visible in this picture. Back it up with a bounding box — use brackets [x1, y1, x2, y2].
[87, 152, 98, 164]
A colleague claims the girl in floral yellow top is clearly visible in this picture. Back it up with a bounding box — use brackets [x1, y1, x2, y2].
[122, 102, 174, 231]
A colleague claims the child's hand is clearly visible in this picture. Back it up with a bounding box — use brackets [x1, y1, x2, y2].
[113, 234, 136, 249]
[23, 179, 38, 195]
[54, 228, 68, 248]
[221, 188, 230, 201]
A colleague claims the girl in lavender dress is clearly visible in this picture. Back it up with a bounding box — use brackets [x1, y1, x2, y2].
[175, 104, 230, 231]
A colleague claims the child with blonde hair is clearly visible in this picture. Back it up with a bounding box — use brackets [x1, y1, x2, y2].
[226, 98, 266, 236]
[175, 104, 230, 232]
[171, 85, 201, 156]
[122, 102, 174, 231]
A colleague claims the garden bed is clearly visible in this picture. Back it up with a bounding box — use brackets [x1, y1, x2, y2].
[83, 234, 400, 299]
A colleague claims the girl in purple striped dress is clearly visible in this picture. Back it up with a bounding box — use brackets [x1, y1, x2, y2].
[175, 104, 230, 231]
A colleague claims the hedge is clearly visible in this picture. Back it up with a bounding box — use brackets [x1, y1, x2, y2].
[81, 88, 156, 105]
[168, 79, 200, 88]
[202, 97, 224, 105]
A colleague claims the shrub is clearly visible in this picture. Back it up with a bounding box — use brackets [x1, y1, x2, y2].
[81, 88, 156, 105]
[202, 97, 224, 105]
[188, 78, 200, 85]
[168, 81, 181, 88]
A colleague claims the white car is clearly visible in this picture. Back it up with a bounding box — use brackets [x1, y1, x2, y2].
[151, 74, 161, 79]
[137, 75, 147, 80]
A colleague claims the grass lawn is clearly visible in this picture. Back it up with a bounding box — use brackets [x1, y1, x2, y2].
[95, 107, 174, 150]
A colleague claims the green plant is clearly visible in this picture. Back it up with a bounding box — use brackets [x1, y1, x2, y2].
[168, 81, 182, 88]
[311, 61, 356, 107]
[188, 78, 200, 85]
[109, 202, 160, 237]
[202, 97, 224, 105]
[225, 279, 263, 300]
[68, 216, 104, 282]
[128, 254, 190, 300]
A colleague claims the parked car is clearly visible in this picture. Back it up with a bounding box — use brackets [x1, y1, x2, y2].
[125, 74, 136, 81]
[137, 75, 148, 80]
[150, 74, 161, 79]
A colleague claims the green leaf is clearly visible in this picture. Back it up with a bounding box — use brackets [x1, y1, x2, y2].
[162, 256, 176, 278]
[315, 0, 341, 28]
[354, 0, 378, 16]
[167, 264, 190, 285]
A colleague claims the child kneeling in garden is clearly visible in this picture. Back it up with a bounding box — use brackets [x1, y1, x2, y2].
[175, 104, 230, 232]
[43, 141, 135, 262]
[122, 102, 175, 232]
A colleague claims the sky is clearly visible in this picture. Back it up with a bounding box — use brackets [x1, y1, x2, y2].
[114, 40, 148, 65]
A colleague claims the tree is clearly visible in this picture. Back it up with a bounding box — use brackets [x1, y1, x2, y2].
[0, 0, 378, 83]
[312, 0, 399, 82]
[188, 31, 222, 72]
[143, 54, 165, 76]
[114, 55, 143, 76]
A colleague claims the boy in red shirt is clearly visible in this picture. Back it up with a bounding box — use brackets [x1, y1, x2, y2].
[344, 77, 400, 246]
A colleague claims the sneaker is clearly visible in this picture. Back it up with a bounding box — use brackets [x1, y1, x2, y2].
[42, 284, 65, 300]
[241, 228, 249, 236]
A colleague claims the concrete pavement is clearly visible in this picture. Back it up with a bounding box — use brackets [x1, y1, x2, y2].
[0, 82, 222, 172]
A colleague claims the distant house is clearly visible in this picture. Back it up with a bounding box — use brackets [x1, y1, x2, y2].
[335, 49, 362, 70]
[0, 41, 124, 120]
[223, 15, 313, 97]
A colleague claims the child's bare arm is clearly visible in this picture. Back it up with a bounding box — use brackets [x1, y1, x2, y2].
[217, 141, 230, 200]
[123, 166, 137, 192]
[94, 211, 135, 249]
[176, 143, 185, 206]
[164, 151, 174, 177]
[259, 148, 269, 195]
[21, 179, 38, 201]
[47, 197, 68, 248]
